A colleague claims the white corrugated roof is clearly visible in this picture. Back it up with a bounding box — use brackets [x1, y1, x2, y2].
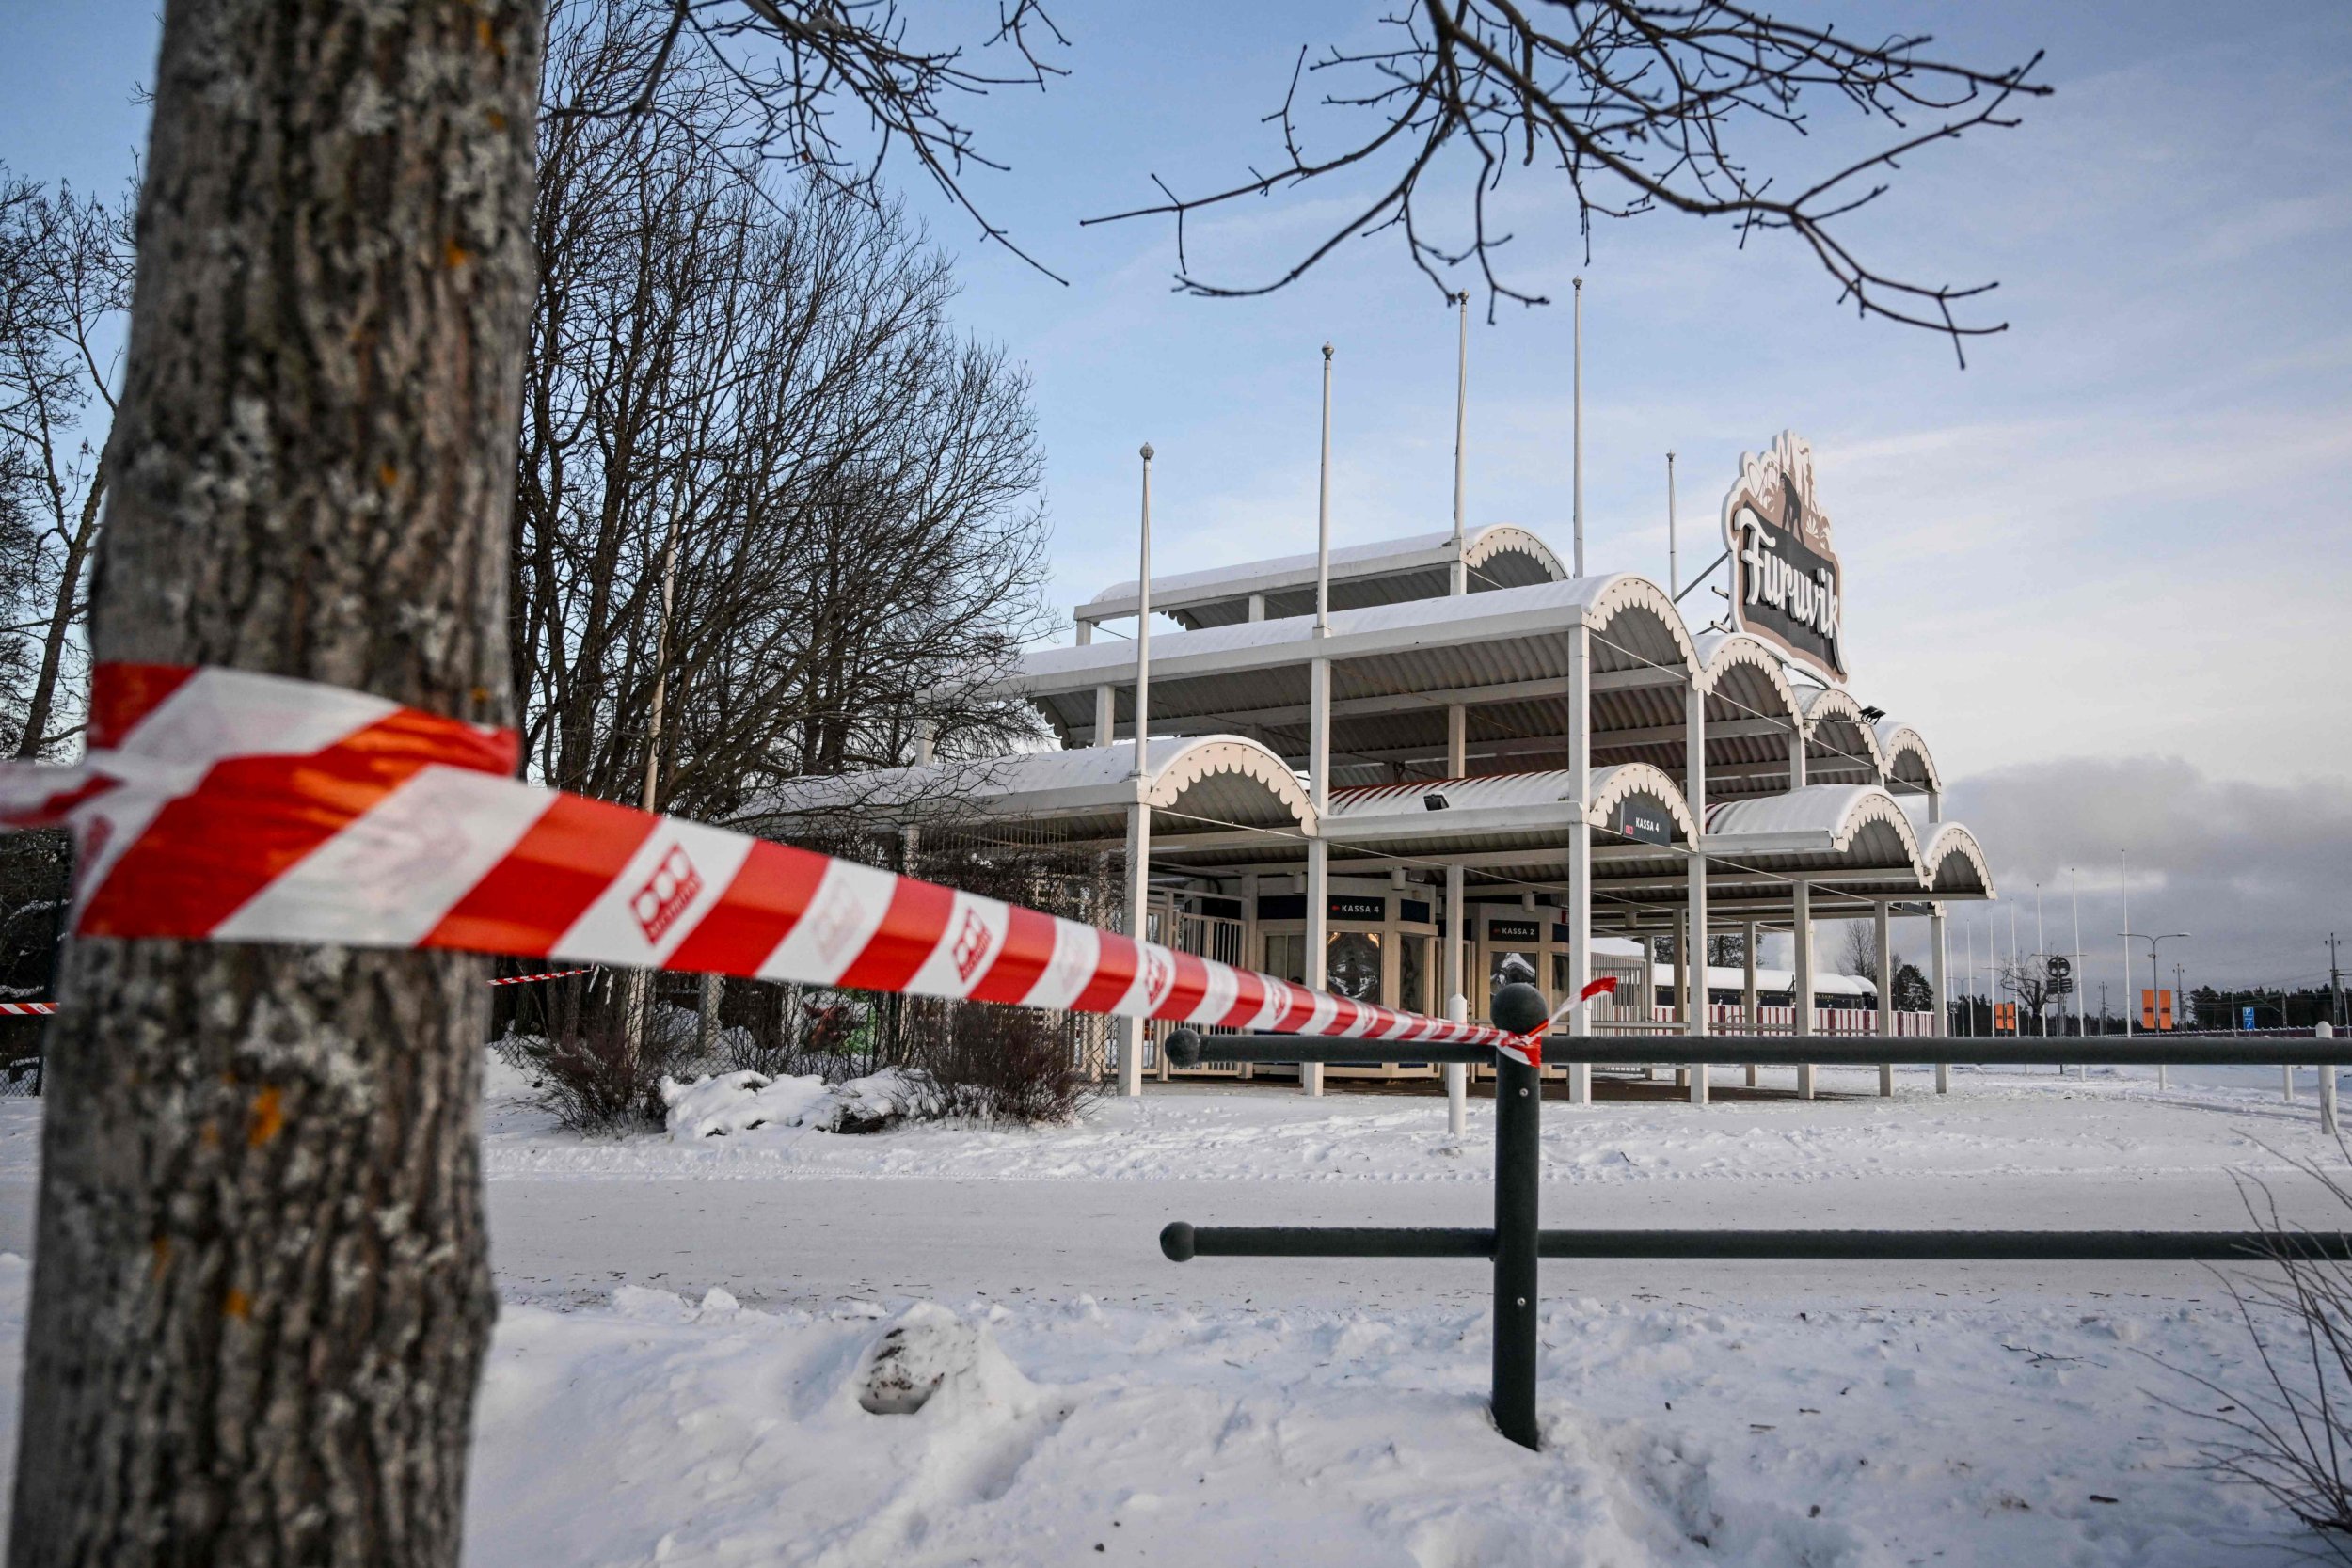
[1080, 525, 1562, 613]
[1706, 784, 1889, 840]
[1022, 572, 1656, 688]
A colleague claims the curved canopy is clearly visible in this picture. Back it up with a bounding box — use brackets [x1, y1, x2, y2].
[1012, 573, 1703, 784]
[1797, 688, 1885, 784]
[1076, 525, 1565, 630]
[1327, 762, 1696, 840]
[1921, 822, 1993, 896]
[1705, 784, 1925, 867]
[1677, 632, 1804, 800]
[1874, 721, 1942, 796]
[739, 736, 1315, 855]
[1321, 763, 1695, 889]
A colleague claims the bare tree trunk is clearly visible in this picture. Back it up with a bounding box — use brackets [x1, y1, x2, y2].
[12, 459, 103, 760]
[9, 3, 542, 1565]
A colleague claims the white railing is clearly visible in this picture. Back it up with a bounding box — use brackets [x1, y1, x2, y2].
[1593, 1004, 1934, 1037]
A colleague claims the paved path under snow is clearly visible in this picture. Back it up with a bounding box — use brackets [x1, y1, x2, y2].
[478, 1165, 2327, 1313]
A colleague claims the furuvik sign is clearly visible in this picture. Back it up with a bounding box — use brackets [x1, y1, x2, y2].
[1722, 431, 1847, 686]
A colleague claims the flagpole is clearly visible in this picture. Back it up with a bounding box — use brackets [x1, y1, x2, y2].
[1317, 343, 1333, 636]
[1572, 277, 1585, 578]
[1666, 450, 1678, 597]
[1451, 293, 1469, 595]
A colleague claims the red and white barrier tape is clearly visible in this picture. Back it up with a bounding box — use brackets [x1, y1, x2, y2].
[0, 665, 1524, 1053]
[0, 1003, 53, 1017]
[488, 968, 594, 988]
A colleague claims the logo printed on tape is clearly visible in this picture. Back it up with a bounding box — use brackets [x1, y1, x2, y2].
[629, 845, 704, 943]
[809, 876, 869, 966]
[1041, 922, 1094, 1002]
[949, 907, 994, 982]
[1140, 946, 1175, 1010]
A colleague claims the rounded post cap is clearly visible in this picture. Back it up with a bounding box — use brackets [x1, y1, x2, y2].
[1139, 441, 1154, 460]
[1491, 982, 1549, 1037]
[1159, 1222, 1197, 1262]
[1165, 1027, 1203, 1069]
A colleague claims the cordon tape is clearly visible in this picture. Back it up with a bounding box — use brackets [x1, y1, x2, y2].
[0, 665, 1558, 1056]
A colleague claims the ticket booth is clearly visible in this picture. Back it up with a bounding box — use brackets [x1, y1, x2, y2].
[1254, 885, 1441, 1078]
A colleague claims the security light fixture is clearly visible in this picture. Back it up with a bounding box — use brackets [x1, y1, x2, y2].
[1424, 793, 1450, 811]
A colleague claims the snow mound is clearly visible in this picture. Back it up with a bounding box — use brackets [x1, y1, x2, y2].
[659, 1067, 947, 1141]
[854, 1301, 1038, 1417]
[812, 1067, 944, 1134]
[660, 1070, 829, 1141]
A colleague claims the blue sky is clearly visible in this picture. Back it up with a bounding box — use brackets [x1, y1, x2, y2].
[5, 3, 2347, 987]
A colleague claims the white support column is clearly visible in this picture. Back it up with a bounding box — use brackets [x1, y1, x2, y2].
[1306, 838, 1328, 1098]
[1447, 705, 1467, 778]
[1074, 617, 1092, 646]
[1875, 899, 1894, 1097]
[1742, 917, 1759, 1087]
[1686, 678, 1709, 1106]
[2321, 1022, 2339, 1137]
[1931, 902, 1950, 1094]
[1120, 443, 1154, 1100]
[1928, 787, 1943, 824]
[1790, 722, 1809, 789]
[1566, 622, 1594, 1106]
[1093, 685, 1114, 749]
[1121, 798, 1150, 1098]
[1445, 863, 1468, 1136]
[1248, 593, 1264, 622]
[1305, 656, 1331, 1098]
[1794, 879, 1815, 1100]
[1238, 873, 1259, 1081]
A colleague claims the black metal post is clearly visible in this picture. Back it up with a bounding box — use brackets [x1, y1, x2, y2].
[1491, 1047, 1540, 1448]
[1486, 983, 1549, 1449]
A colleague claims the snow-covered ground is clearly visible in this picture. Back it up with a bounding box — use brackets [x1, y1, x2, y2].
[0, 1059, 2344, 1563]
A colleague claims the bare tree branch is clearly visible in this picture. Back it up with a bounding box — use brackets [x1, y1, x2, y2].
[549, 0, 1073, 282]
[1085, 1, 2050, 360]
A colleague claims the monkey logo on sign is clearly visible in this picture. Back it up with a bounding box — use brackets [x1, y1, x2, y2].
[1722, 431, 1848, 686]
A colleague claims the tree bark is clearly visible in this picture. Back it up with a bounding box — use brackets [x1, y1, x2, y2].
[9, 2, 542, 1565]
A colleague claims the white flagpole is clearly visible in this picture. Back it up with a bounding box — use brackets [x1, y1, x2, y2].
[1572, 277, 1585, 578]
[1451, 294, 1469, 595]
[1317, 343, 1333, 637]
[1666, 451, 1678, 597]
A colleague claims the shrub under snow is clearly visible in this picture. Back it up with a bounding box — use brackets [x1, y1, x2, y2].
[660, 1066, 946, 1141]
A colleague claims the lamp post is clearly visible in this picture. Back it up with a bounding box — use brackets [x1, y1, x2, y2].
[2123, 932, 2190, 1028]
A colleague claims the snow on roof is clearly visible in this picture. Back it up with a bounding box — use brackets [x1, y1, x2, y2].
[1873, 721, 1941, 791]
[1705, 782, 1919, 851]
[1921, 821, 1994, 896]
[1327, 763, 1697, 842]
[739, 736, 1314, 831]
[1020, 572, 1692, 689]
[1078, 525, 1563, 616]
[1653, 962, 1875, 995]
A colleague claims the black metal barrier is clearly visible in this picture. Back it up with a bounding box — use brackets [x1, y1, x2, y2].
[1159, 986, 2352, 1451]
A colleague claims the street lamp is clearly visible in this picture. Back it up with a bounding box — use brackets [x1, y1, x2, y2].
[2122, 932, 2190, 1028]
